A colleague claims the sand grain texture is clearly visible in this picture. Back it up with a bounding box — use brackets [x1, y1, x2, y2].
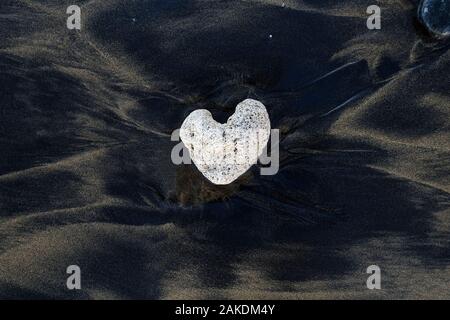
[0, 0, 449, 299]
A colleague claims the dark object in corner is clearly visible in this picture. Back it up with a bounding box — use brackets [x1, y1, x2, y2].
[418, 0, 450, 38]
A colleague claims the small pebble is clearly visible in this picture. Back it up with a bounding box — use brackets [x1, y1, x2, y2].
[418, 0, 450, 38]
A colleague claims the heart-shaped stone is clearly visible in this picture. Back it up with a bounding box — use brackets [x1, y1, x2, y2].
[180, 99, 271, 185]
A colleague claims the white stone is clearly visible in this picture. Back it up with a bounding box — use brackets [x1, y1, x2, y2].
[180, 99, 271, 185]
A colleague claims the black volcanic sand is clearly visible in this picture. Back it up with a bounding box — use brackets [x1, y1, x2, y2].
[0, 0, 449, 299]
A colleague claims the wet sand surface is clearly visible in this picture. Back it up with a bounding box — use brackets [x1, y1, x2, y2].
[0, 0, 449, 299]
